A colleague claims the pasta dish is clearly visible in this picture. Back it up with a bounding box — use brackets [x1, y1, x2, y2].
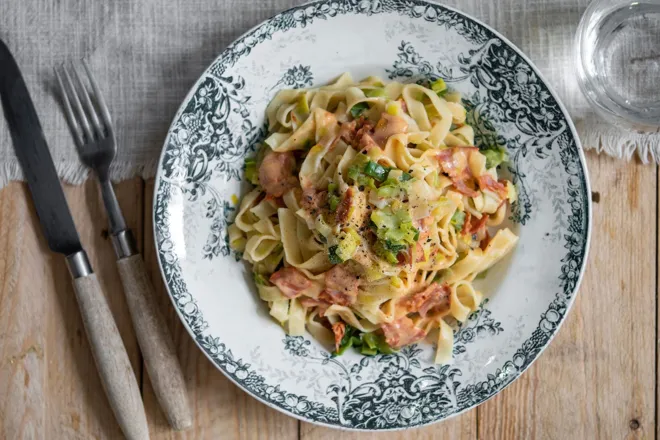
[229, 73, 518, 363]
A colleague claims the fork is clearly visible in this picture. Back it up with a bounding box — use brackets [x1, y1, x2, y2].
[55, 61, 192, 432]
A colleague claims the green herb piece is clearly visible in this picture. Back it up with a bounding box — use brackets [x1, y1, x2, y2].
[362, 332, 378, 349]
[350, 102, 370, 118]
[364, 161, 389, 182]
[335, 336, 354, 355]
[357, 175, 376, 190]
[335, 343, 351, 355]
[244, 158, 259, 185]
[376, 176, 408, 198]
[364, 88, 387, 98]
[376, 185, 396, 198]
[376, 338, 396, 354]
[450, 210, 466, 231]
[254, 273, 271, 286]
[373, 239, 408, 265]
[333, 325, 397, 357]
[328, 194, 340, 211]
[328, 182, 338, 194]
[399, 172, 413, 182]
[335, 228, 361, 261]
[482, 147, 508, 169]
[347, 165, 360, 181]
[362, 331, 398, 355]
[328, 245, 343, 264]
[371, 207, 418, 245]
[360, 346, 378, 356]
[334, 324, 358, 355]
[373, 240, 400, 264]
[431, 78, 448, 96]
[371, 208, 396, 231]
[346, 154, 374, 184]
[385, 240, 408, 253]
[336, 334, 362, 355]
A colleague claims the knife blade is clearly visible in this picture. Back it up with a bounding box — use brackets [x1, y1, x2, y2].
[0, 38, 150, 440]
[0, 39, 81, 257]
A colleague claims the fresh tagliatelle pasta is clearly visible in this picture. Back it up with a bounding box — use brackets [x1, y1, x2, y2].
[229, 73, 518, 364]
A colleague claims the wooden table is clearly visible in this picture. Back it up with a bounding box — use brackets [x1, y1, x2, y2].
[0, 150, 652, 439]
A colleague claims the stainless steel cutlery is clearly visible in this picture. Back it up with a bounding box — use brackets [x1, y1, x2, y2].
[0, 36, 193, 438]
[0, 40, 150, 440]
[55, 61, 192, 431]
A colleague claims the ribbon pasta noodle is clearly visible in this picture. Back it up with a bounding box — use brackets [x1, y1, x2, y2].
[231, 73, 518, 363]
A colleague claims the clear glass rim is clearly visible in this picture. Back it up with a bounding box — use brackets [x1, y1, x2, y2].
[575, 0, 660, 130]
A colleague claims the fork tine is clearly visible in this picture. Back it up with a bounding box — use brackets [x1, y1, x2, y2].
[60, 63, 94, 143]
[54, 66, 85, 147]
[69, 62, 104, 140]
[81, 60, 113, 133]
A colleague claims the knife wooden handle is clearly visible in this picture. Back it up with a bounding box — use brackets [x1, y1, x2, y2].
[72, 273, 149, 440]
[117, 254, 192, 431]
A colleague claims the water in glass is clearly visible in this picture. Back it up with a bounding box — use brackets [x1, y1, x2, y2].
[576, 0, 660, 130]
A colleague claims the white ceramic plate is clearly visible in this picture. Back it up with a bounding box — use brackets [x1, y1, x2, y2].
[154, 0, 591, 430]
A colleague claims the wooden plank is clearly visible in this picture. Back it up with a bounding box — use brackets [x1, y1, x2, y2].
[0, 183, 45, 439]
[656, 161, 660, 440]
[141, 179, 299, 440]
[478, 152, 656, 439]
[0, 179, 144, 439]
[301, 411, 476, 440]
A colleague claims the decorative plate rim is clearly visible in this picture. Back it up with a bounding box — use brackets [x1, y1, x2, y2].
[153, 0, 592, 430]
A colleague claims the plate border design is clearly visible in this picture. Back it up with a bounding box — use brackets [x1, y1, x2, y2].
[153, 0, 591, 430]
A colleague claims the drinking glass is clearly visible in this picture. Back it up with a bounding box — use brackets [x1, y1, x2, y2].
[576, 0, 660, 131]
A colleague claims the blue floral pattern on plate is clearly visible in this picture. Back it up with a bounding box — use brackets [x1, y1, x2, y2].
[153, 0, 591, 430]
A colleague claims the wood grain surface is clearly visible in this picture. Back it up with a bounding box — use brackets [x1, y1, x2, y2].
[0, 179, 144, 440]
[478, 152, 655, 440]
[0, 153, 656, 439]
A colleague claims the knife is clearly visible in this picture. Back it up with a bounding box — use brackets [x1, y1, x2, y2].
[0, 40, 150, 440]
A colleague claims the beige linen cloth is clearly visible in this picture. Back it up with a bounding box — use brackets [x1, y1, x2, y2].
[0, 0, 649, 187]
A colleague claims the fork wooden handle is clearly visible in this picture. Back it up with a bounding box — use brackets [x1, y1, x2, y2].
[72, 273, 150, 440]
[117, 254, 192, 430]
